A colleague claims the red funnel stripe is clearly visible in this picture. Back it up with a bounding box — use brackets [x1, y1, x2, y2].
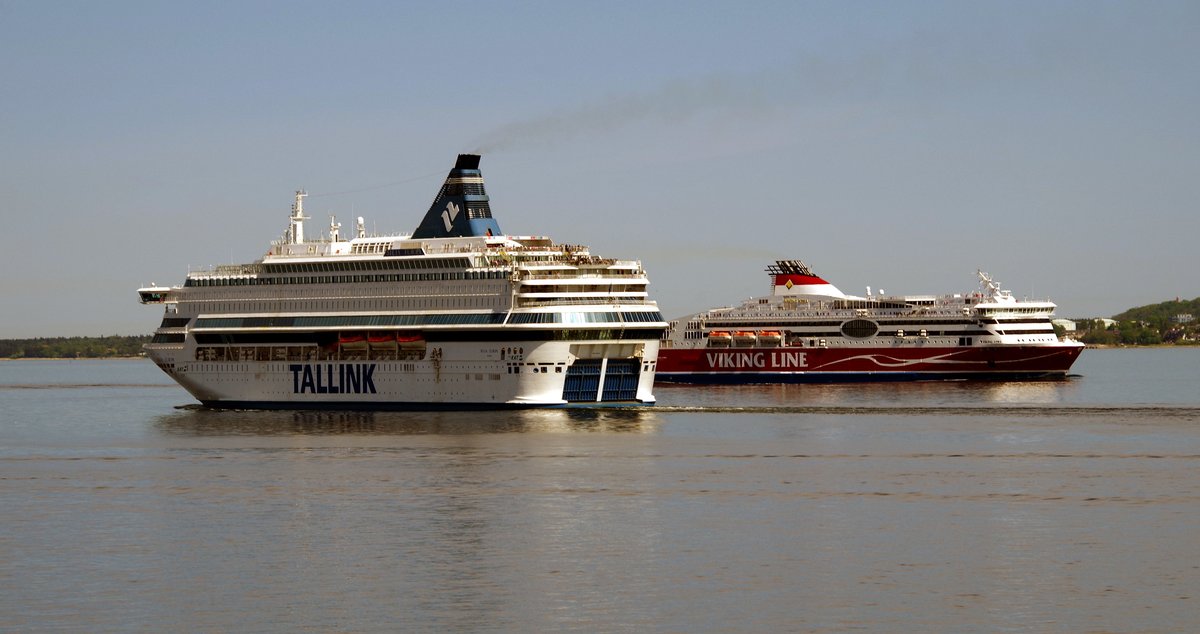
[774, 274, 829, 287]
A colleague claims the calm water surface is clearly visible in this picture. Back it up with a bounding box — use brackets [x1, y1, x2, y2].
[2, 349, 1198, 632]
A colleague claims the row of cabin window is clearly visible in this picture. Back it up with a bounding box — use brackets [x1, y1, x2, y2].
[191, 296, 505, 313]
[186, 270, 507, 287]
[265, 257, 471, 273]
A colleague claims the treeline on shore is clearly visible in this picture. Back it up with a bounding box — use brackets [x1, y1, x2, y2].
[1070, 296, 1200, 346]
[1, 336, 151, 359]
[1071, 321, 1193, 346]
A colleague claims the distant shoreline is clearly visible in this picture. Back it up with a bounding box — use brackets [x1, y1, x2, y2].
[1, 356, 146, 361]
[1, 335, 151, 360]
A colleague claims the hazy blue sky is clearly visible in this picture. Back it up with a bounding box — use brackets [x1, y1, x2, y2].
[2, 0, 1197, 337]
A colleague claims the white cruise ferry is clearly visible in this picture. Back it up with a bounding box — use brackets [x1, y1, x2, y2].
[138, 155, 666, 409]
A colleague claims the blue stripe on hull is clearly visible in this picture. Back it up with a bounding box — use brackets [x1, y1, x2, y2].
[199, 400, 654, 411]
[655, 371, 1070, 384]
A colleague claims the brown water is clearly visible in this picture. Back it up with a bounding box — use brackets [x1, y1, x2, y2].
[2, 350, 1198, 632]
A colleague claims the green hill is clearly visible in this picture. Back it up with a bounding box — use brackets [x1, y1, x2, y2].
[1074, 297, 1199, 346]
[1114, 297, 1200, 325]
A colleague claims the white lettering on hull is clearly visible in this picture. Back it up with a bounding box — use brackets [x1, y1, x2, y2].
[704, 351, 807, 369]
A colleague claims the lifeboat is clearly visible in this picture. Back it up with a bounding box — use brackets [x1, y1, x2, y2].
[706, 330, 732, 347]
[731, 331, 758, 347]
[396, 332, 426, 354]
[757, 330, 783, 346]
[368, 332, 398, 350]
[338, 333, 367, 351]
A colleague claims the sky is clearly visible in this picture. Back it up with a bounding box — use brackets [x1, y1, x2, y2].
[1, 0, 1197, 337]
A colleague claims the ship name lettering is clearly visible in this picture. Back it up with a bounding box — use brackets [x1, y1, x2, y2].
[289, 364, 377, 394]
[705, 351, 807, 369]
[770, 351, 807, 368]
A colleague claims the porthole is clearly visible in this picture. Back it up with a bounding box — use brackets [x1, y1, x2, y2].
[840, 318, 879, 339]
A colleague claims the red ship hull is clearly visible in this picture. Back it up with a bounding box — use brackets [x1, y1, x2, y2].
[656, 344, 1084, 383]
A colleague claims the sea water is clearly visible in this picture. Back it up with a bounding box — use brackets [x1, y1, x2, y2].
[1, 349, 1197, 632]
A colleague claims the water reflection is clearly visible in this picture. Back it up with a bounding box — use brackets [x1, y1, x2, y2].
[973, 379, 1082, 404]
[153, 406, 664, 436]
[656, 376, 1083, 409]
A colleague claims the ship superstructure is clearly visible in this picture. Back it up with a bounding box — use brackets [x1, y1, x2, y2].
[657, 260, 1083, 382]
[139, 155, 665, 408]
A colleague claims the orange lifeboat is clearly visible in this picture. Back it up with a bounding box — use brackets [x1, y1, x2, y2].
[338, 333, 367, 351]
[757, 330, 783, 346]
[731, 331, 758, 346]
[706, 330, 732, 347]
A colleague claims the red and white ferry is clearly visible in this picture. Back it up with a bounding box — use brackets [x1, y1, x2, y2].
[657, 260, 1083, 383]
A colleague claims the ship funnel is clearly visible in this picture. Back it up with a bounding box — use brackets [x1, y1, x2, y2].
[767, 260, 848, 299]
[411, 154, 503, 239]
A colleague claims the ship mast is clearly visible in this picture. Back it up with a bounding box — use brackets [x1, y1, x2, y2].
[288, 190, 309, 244]
[978, 270, 1004, 299]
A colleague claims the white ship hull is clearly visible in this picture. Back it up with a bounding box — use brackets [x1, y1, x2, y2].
[148, 339, 658, 409]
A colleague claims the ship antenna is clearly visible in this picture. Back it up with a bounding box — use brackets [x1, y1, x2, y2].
[978, 270, 1001, 297]
[329, 214, 341, 242]
[289, 190, 309, 244]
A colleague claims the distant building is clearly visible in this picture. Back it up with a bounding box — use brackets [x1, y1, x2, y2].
[1172, 313, 1195, 324]
[1092, 318, 1118, 329]
[1052, 319, 1076, 332]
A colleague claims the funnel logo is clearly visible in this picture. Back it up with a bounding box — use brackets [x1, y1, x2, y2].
[785, 279, 794, 289]
[441, 201, 460, 232]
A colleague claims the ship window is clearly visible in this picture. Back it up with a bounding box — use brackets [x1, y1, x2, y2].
[840, 319, 879, 339]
